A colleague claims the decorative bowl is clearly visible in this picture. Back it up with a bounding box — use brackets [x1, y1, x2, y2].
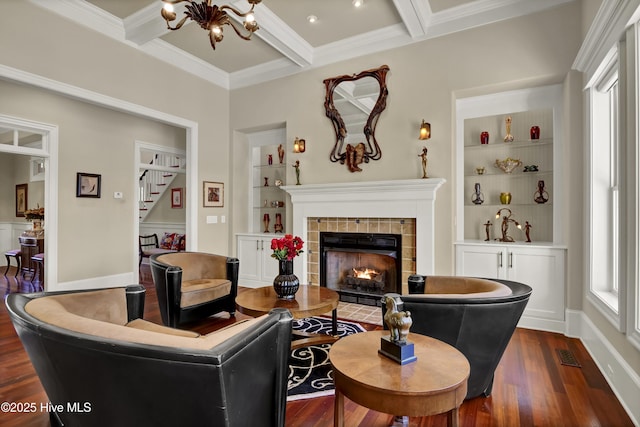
[494, 157, 522, 174]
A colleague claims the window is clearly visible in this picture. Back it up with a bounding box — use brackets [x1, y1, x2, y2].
[588, 49, 622, 327]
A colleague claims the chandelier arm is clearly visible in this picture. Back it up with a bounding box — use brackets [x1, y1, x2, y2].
[166, 15, 190, 30]
[219, 4, 256, 18]
[224, 20, 256, 40]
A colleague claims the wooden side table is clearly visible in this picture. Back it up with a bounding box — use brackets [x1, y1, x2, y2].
[236, 285, 340, 348]
[330, 330, 470, 427]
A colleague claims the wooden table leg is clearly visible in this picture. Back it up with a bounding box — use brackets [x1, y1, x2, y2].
[334, 387, 344, 427]
[447, 407, 460, 427]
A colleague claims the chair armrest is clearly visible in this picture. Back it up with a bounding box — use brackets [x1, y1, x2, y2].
[226, 257, 239, 297]
[125, 285, 146, 322]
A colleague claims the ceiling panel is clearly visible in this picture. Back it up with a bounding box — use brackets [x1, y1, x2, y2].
[266, 0, 402, 48]
[85, 0, 155, 19]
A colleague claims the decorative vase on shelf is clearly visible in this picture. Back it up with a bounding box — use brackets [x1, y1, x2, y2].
[533, 180, 549, 204]
[504, 116, 514, 142]
[480, 131, 489, 145]
[471, 183, 484, 205]
[273, 260, 300, 299]
[500, 192, 512, 205]
[530, 126, 540, 140]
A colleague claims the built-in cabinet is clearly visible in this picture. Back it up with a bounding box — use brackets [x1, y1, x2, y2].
[237, 127, 289, 287]
[455, 85, 567, 332]
[250, 132, 287, 235]
[455, 243, 565, 328]
[236, 234, 281, 288]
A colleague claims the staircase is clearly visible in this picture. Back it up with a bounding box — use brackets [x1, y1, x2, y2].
[139, 151, 186, 222]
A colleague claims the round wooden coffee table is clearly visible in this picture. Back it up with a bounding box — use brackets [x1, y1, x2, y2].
[236, 285, 340, 348]
[330, 330, 470, 427]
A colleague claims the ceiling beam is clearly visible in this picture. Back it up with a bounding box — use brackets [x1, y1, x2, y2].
[392, 0, 433, 38]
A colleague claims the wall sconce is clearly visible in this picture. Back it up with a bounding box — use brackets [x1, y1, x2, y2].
[419, 120, 431, 140]
[294, 137, 306, 153]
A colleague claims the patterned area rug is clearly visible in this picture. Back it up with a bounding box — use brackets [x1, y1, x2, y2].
[287, 317, 366, 401]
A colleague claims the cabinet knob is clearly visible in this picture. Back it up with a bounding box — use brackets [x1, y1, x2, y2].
[509, 252, 513, 268]
[498, 252, 503, 268]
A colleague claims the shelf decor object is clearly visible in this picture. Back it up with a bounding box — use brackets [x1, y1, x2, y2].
[480, 131, 489, 144]
[533, 180, 549, 204]
[503, 116, 514, 142]
[500, 192, 512, 205]
[495, 157, 522, 174]
[530, 126, 540, 140]
[471, 183, 484, 205]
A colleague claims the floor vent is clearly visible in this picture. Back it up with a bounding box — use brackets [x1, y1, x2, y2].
[557, 349, 581, 368]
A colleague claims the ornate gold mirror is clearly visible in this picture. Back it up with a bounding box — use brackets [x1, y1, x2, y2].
[323, 65, 389, 172]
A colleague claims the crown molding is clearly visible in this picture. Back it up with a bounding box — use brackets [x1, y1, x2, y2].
[29, 0, 582, 91]
[572, 0, 640, 83]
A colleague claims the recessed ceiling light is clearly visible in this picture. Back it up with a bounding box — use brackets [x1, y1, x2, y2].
[353, 0, 364, 8]
[307, 15, 318, 23]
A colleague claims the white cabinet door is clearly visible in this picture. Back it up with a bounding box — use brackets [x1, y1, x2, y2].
[455, 243, 566, 331]
[237, 235, 261, 284]
[455, 244, 504, 278]
[237, 234, 281, 287]
[509, 247, 565, 322]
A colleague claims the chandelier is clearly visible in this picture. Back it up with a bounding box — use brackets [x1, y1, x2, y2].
[161, 0, 262, 50]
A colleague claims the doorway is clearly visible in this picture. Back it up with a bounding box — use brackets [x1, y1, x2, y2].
[0, 114, 58, 290]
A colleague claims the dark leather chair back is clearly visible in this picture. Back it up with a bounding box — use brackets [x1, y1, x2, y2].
[383, 277, 531, 399]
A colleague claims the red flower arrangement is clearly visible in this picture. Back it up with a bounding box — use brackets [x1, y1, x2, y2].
[271, 234, 304, 261]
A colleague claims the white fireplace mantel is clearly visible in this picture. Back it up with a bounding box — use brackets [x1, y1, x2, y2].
[282, 178, 446, 280]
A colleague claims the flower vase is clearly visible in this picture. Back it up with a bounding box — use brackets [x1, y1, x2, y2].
[273, 260, 299, 299]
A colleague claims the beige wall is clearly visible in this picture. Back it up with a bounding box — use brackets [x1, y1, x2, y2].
[144, 173, 187, 223]
[0, 79, 186, 281]
[0, 0, 231, 282]
[231, 2, 584, 275]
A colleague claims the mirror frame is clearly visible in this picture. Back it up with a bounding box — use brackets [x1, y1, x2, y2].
[323, 65, 389, 172]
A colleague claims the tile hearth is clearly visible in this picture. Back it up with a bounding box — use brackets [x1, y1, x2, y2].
[338, 302, 382, 326]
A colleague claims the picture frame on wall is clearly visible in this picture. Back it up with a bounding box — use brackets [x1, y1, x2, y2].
[203, 181, 223, 207]
[76, 172, 101, 198]
[171, 188, 183, 209]
[15, 183, 28, 217]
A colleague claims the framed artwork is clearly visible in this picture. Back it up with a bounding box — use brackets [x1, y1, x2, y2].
[76, 172, 101, 198]
[15, 183, 28, 217]
[171, 188, 183, 208]
[203, 181, 224, 207]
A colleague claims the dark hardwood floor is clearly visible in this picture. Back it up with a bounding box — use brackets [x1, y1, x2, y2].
[0, 265, 634, 426]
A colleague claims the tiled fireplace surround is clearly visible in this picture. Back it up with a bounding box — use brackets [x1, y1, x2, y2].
[283, 179, 445, 295]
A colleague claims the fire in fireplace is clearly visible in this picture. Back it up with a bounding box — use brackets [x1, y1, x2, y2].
[320, 232, 402, 306]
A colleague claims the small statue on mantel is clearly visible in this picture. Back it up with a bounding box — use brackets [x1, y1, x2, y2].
[292, 160, 301, 185]
[418, 147, 428, 179]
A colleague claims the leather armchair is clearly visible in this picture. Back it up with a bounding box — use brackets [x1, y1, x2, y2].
[6, 286, 293, 427]
[150, 252, 239, 327]
[383, 276, 532, 399]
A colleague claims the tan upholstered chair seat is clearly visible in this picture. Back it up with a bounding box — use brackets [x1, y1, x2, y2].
[180, 279, 231, 308]
[150, 252, 239, 327]
[24, 288, 263, 350]
[419, 276, 513, 298]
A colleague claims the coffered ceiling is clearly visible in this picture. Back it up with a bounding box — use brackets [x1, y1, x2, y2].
[31, 0, 573, 89]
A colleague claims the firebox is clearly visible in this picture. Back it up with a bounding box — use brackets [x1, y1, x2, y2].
[320, 232, 402, 306]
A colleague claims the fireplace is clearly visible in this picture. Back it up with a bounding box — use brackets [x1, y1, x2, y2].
[320, 232, 402, 306]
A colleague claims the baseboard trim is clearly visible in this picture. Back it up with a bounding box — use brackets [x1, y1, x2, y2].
[53, 272, 137, 292]
[566, 309, 640, 426]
